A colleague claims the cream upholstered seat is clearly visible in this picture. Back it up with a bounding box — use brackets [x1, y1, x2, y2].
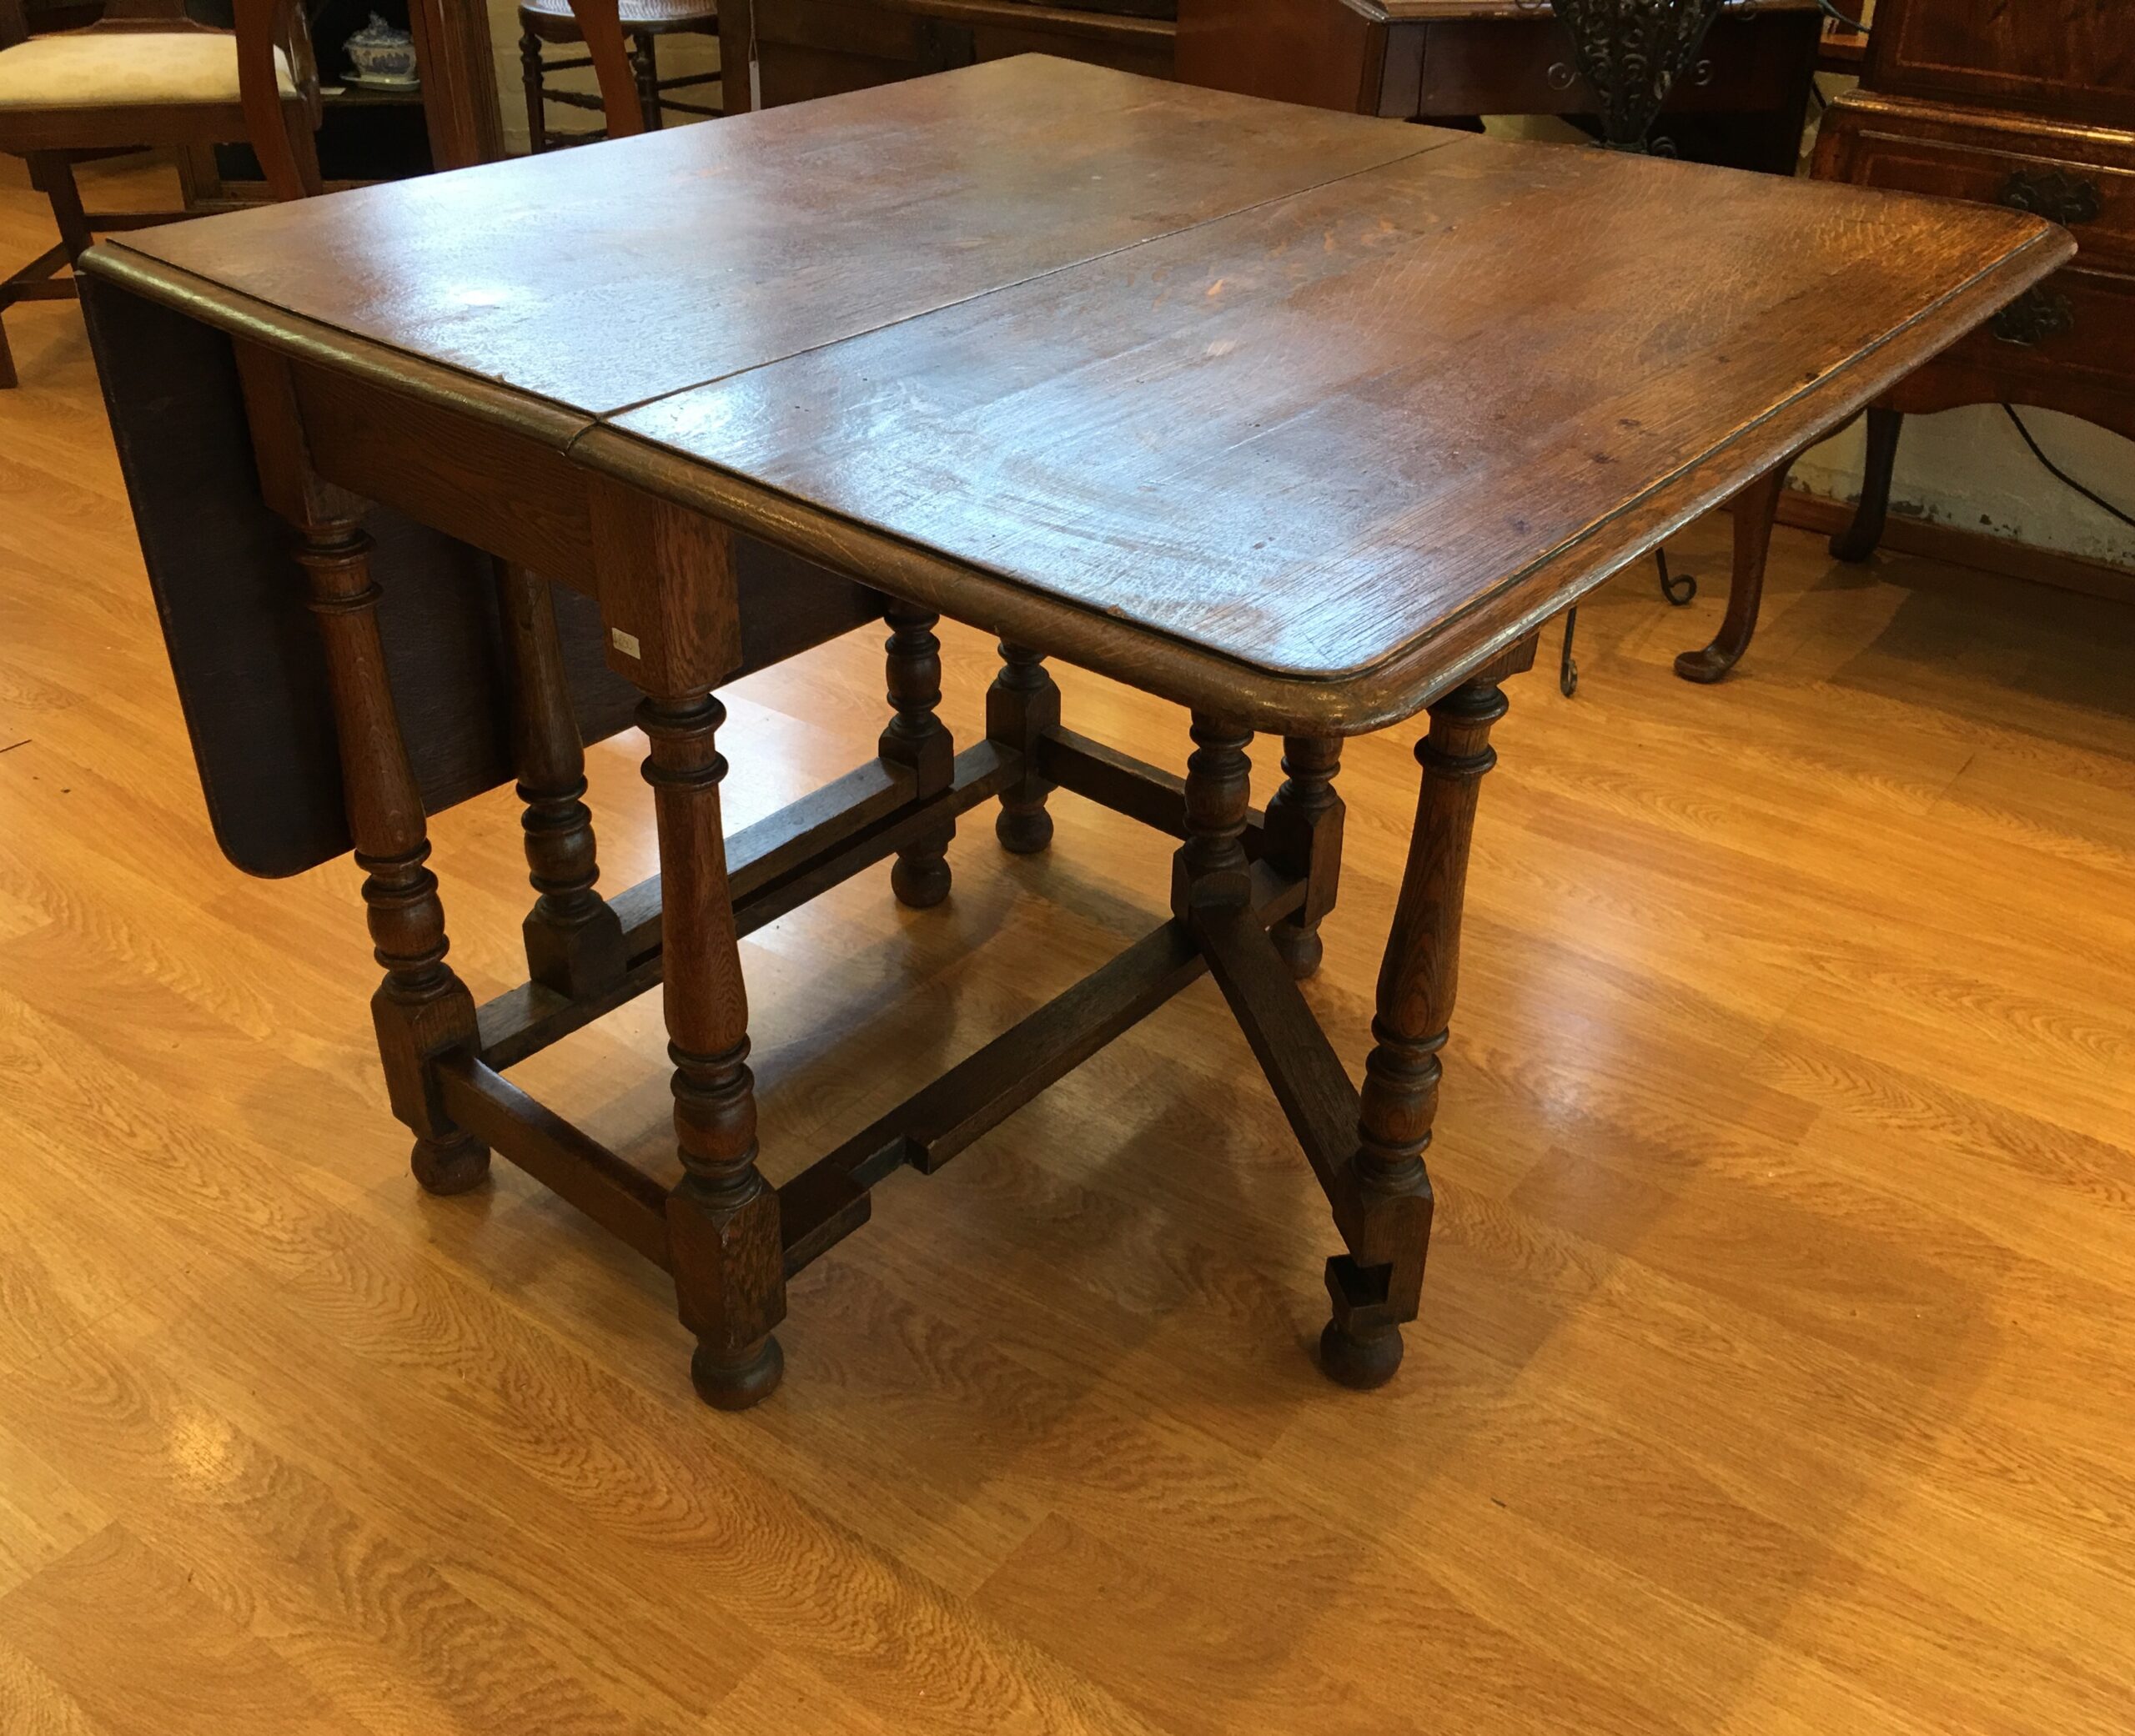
[0, 31, 297, 108]
[0, 4, 321, 389]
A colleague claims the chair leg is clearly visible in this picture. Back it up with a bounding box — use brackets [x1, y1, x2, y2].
[520, 29, 550, 153]
[28, 153, 93, 263]
[631, 33, 662, 132]
[0, 309, 16, 390]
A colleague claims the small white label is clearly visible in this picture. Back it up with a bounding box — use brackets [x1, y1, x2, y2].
[610, 628, 641, 659]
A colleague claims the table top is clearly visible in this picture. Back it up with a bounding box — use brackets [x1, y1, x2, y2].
[112, 58, 1440, 419]
[90, 56, 2067, 729]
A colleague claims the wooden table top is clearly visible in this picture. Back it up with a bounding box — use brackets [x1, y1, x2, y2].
[112, 59, 1440, 419]
[90, 55, 2068, 729]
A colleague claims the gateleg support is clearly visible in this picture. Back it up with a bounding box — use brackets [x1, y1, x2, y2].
[987, 640, 1061, 854]
[879, 603, 955, 907]
[498, 561, 630, 998]
[234, 340, 488, 1195]
[1263, 736, 1344, 979]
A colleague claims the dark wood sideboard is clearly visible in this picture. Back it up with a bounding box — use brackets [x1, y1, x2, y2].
[1811, 0, 2135, 556]
[1674, 0, 2135, 682]
[716, 0, 1821, 171]
[716, 0, 1171, 115]
[1178, 0, 1820, 172]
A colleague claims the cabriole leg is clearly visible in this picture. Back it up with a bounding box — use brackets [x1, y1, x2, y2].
[878, 605, 955, 908]
[1323, 652, 1523, 1388]
[640, 693, 785, 1409]
[987, 641, 1059, 855]
[1674, 459, 1793, 685]
[498, 563, 627, 997]
[297, 518, 488, 1195]
[1831, 406, 1903, 563]
[1264, 736, 1344, 979]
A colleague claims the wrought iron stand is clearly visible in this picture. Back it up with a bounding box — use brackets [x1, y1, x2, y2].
[1543, 0, 1732, 697]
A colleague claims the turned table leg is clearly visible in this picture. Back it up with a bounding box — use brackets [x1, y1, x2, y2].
[987, 641, 1059, 855]
[1323, 655, 1521, 1387]
[1170, 715, 1254, 920]
[1263, 737, 1344, 981]
[878, 604, 955, 908]
[1674, 458, 1795, 685]
[498, 563, 627, 998]
[640, 692, 786, 1409]
[298, 517, 489, 1195]
[234, 341, 485, 1192]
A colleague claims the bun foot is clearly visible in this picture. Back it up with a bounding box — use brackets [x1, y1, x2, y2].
[412, 1132, 490, 1196]
[891, 850, 952, 909]
[1318, 1316, 1404, 1391]
[1268, 922, 1324, 981]
[995, 805, 1053, 855]
[1671, 644, 1738, 685]
[691, 1335, 784, 1410]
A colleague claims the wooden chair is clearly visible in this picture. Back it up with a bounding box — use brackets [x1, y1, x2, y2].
[0, 0, 320, 387]
[520, 0, 719, 152]
[555, 0, 663, 142]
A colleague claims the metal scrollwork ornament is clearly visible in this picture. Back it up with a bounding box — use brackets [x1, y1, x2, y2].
[1543, 0, 1730, 692]
[1998, 168, 2102, 228]
[1548, 0, 1734, 150]
[1989, 286, 2077, 348]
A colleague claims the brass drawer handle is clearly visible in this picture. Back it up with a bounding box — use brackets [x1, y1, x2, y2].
[1990, 285, 2076, 347]
[2000, 168, 2102, 226]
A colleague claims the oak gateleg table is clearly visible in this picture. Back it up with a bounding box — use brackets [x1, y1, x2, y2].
[78, 56, 2066, 1410]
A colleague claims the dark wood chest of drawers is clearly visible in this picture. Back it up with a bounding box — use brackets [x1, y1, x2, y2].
[1814, 0, 2135, 444]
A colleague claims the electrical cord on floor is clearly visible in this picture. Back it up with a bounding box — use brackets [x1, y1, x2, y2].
[2002, 403, 2135, 533]
[1816, 1, 1870, 30]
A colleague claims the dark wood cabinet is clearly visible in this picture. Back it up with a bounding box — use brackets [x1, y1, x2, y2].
[1678, 0, 2135, 681]
[1178, 0, 1821, 172]
[718, 0, 1172, 116]
[1856, 0, 2134, 132]
[718, 0, 1821, 173]
[1810, 0, 2135, 557]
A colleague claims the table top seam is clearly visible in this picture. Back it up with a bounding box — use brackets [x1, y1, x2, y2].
[572, 222, 2062, 695]
[583, 128, 1475, 425]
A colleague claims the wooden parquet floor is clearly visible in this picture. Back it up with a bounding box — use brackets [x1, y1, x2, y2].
[3, 160, 2132, 1736]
